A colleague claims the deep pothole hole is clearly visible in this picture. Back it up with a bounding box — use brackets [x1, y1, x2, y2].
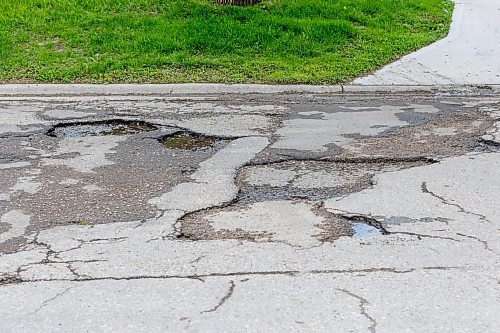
[46, 120, 157, 138]
[174, 201, 389, 245]
[160, 132, 230, 151]
[345, 216, 389, 238]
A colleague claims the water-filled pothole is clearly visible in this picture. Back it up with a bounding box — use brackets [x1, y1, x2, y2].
[47, 120, 157, 138]
[161, 133, 229, 151]
[351, 223, 384, 238]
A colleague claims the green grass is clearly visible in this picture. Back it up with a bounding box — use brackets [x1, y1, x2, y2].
[0, 0, 453, 84]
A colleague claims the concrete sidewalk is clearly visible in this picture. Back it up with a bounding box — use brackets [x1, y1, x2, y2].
[354, 0, 500, 85]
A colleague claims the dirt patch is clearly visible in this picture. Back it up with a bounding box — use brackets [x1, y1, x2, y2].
[342, 111, 493, 158]
[311, 203, 353, 242]
[178, 200, 381, 245]
[178, 204, 273, 242]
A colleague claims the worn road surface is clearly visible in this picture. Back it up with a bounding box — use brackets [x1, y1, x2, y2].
[0, 85, 499, 332]
[354, 0, 500, 85]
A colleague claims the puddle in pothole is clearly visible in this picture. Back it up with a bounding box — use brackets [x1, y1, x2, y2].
[161, 133, 229, 151]
[351, 223, 383, 238]
[47, 120, 157, 138]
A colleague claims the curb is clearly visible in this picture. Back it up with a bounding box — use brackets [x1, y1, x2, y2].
[0, 84, 499, 96]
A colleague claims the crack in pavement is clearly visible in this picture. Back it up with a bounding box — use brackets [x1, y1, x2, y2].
[455, 233, 493, 252]
[421, 181, 490, 223]
[132, 218, 148, 229]
[33, 286, 74, 313]
[247, 156, 438, 168]
[4, 232, 108, 281]
[57, 237, 130, 253]
[189, 255, 207, 265]
[200, 280, 236, 314]
[480, 138, 500, 147]
[390, 231, 460, 242]
[309, 267, 416, 274]
[336, 288, 377, 333]
[20, 235, 131, 257]
[0, 266, 465, 286]
[0, 133, 37, 139]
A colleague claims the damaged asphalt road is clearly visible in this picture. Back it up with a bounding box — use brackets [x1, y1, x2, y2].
[0, 87, 499, 332]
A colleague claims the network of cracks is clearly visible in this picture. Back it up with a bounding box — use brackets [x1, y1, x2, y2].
[42, 119, 414, 240]
[2, 110, 498, 253]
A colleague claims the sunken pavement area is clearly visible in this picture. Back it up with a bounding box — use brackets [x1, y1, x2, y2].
[0, 87, 499, 332]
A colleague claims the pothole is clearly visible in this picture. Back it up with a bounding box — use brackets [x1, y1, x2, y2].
[160, 132, 229, 151]
[174, 159, 419, 245]
[46, 120, 157, 138]
[236, 159, 432, 203]
[177, 200, 353, 246]
[176, 200, 386, 246]
[351, 223, 383, 238]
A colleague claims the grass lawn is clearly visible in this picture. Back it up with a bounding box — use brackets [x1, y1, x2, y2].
[0, 0, 453, 84]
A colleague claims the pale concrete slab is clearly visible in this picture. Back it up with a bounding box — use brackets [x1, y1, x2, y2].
[0, 269, 497, 333]
[326, 152, 500, 224]
[197, 200, 325, 247]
